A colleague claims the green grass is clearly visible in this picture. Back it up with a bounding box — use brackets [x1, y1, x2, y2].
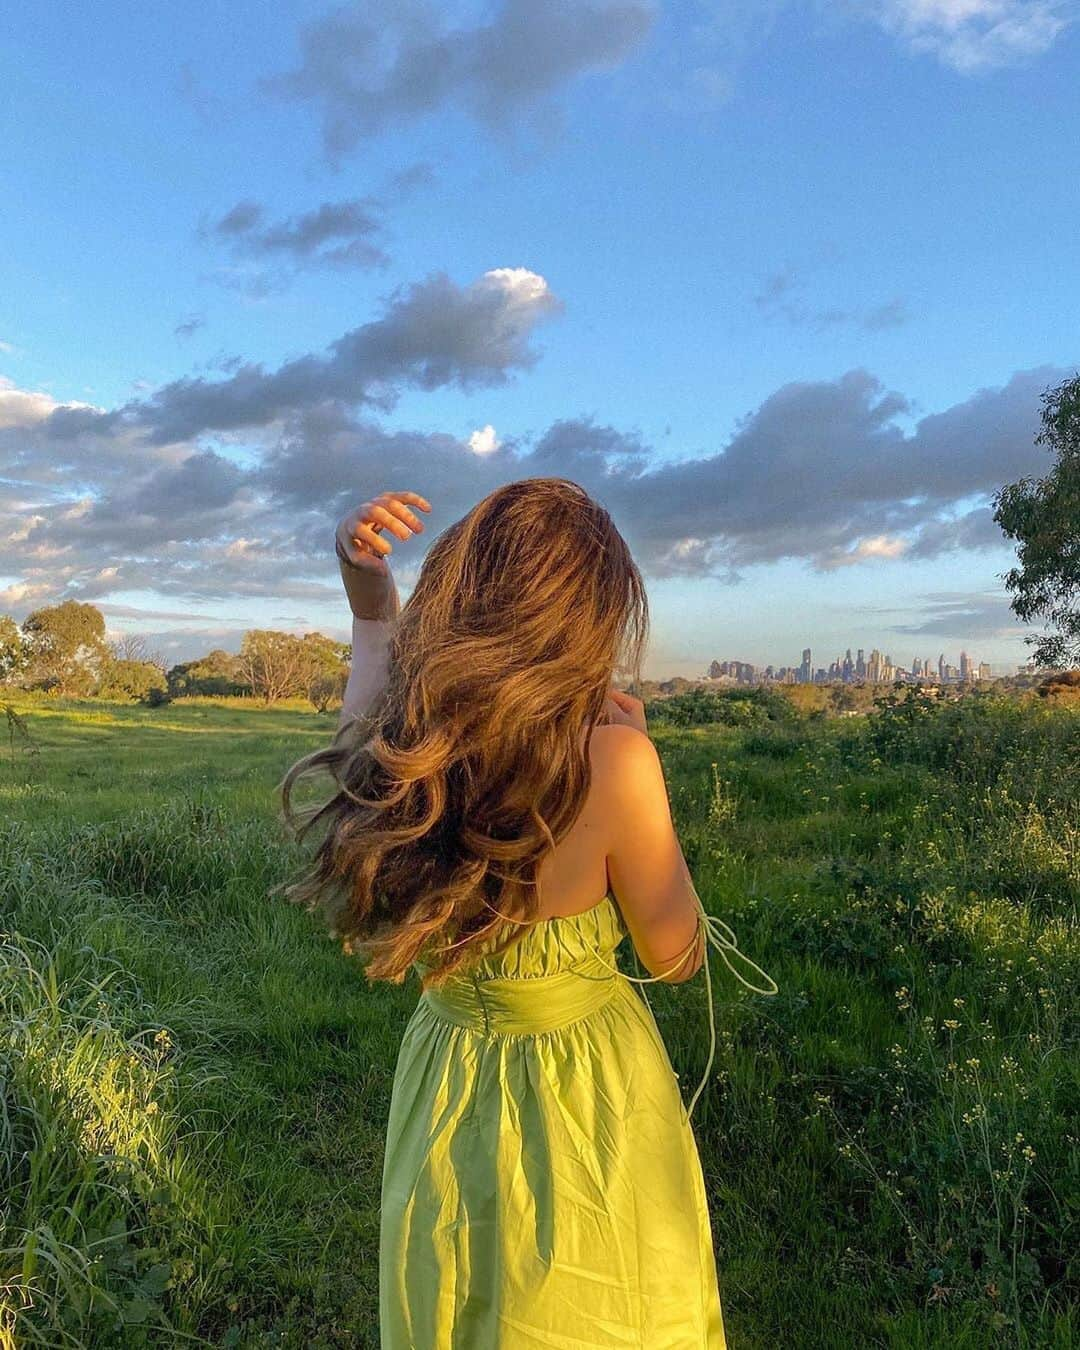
[1, 690, 1077, 1348]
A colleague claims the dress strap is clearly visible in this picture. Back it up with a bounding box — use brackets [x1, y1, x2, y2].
[590, 885, 779, 1122]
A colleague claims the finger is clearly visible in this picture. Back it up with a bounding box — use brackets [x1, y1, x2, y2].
[377, 496, 428, 533]
[384, 490, 431, 513]
[367, 503, 414, 542]
[337, 534, 386, 571]
[344, 502, 383, 537]
[354, 521, 392, 555]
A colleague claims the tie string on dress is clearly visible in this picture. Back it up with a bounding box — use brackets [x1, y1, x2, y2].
[590, 886, 779, 1122]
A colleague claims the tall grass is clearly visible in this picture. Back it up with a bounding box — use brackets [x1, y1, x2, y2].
[0, 689, 1077, 1346]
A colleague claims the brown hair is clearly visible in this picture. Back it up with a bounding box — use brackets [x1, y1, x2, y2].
[275, 477, 649, 990]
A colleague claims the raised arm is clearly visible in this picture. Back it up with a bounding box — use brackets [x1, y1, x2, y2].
[339, 615, 397, 732]
[333, 490, 430, 732]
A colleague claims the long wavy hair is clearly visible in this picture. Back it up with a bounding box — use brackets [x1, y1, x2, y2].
[275, 477, 649, 991]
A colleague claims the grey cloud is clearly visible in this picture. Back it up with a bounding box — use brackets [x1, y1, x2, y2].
[41, 267, 564, 446]
[754, 267, 909, 333]
[902, 506, 1005, 557]
[386, 160, 437, 198]
[174, 315, 206, 340]
[263, 0, 656, 162]
[568, 364, 1069, 575]
[129, 449, 249, 517]
[1, 361, 1071, 617]
[217, 202, 262, 236]
[208, 197, 390, 271]
[530, 415, 651, 473]
[886, 591, 1031, 640]
[861, 299, 908, 331]
[97, 602, 220, 621]
[253, 405, 484, 515]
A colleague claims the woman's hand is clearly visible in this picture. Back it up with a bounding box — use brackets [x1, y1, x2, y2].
[602, 688, 649, 735]
[335, 490, 431, 619]
[335, 490, 431, 574]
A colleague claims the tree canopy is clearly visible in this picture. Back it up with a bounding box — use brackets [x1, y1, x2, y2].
[993, 372, 1080, 671]
[20, 600, 111, 695]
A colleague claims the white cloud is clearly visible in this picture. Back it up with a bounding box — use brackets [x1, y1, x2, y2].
[872, 0, 1072, 70]
[468, 424, 502, 455]
[4, 513, 46, 544]
[0, 579, 55, 608]
[0, 379, 61, 430]
[481, 267, 554, 310]
[676, 0, 1071, 91]
[0, 377, 100, 431]
[820, 533, 910, 567]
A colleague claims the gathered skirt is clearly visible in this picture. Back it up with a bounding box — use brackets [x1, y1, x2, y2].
[378, 945, 728, 1348]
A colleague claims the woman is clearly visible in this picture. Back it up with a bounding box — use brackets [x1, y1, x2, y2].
[278, 478, 778, 1347]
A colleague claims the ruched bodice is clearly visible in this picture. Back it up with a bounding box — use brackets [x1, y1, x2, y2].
[415, 895, 627, 1036]
[416, 892, 625, 980]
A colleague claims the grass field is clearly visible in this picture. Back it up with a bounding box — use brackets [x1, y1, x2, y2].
[1, 689, 1077, 1348]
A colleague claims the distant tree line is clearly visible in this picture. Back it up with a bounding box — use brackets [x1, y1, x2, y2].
[0, 600, 351, 711]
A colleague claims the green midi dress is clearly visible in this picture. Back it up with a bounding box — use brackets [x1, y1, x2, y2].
[379, 890, 779, 1347]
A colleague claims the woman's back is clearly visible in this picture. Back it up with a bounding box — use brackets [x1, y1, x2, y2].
[536, 722, 707, 985]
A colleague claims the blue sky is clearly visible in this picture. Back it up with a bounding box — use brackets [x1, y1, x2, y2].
[2, 0, 1077, 677]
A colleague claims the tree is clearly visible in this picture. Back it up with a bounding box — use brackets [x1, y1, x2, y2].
[993, 372, 1080, 671]
[96, 658, 168, 702]
[1036, 668, 1080, 702]
[239, 630, 309, 704]
[110, 631, 167, 674]
[309, 670, 348, 713]
[298, 631, 349, 707]
[167, 648, 248, 698]
[21, 600, 110, 695]
[238, 629, 349, 705]
[0, 614, 29, 685]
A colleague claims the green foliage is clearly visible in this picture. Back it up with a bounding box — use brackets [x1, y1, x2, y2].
[167, 649, 248, 699]
[19, 600, 111, 696]
[96, 659, 169, 704]
[993, 370, 1080, 670]
[646, 684, 798, 728]
[238, 630, 348, 706]
[0, 614, 30, 685]
[855, 685, 1078, 805]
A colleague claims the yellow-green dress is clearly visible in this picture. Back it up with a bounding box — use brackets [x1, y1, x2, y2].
[379, 891, 778, 1347]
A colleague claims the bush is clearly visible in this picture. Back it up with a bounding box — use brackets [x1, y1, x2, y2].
[646, 685, 797, 728]
[95, 660, 168, 704]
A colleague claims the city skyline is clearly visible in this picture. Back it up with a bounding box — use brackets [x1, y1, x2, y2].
[706, 644, 1004, 685]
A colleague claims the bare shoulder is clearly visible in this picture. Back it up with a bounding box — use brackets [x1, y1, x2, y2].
[585, 723, 703, 982]
[588, 721, 663, 777]
[586, 723, 668, 817]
